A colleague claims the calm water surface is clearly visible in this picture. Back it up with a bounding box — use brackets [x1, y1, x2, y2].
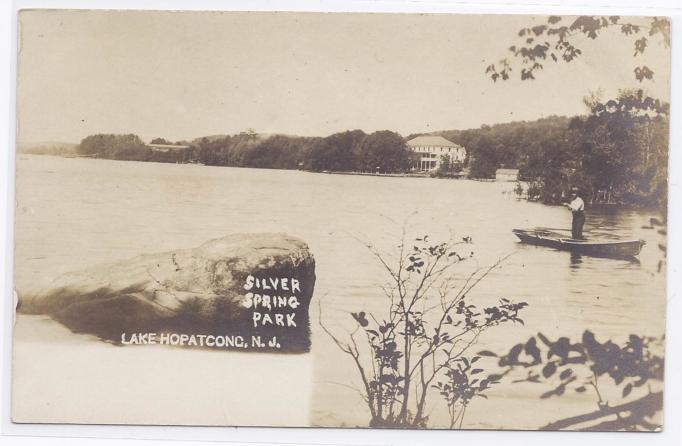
[14, 155, 666, 428]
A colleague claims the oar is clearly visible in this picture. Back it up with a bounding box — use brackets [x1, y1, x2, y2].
[534, 226, 593, 233]
[534, 226, 571, 232]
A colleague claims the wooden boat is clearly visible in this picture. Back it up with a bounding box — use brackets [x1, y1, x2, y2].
[512, 228, 645, 259]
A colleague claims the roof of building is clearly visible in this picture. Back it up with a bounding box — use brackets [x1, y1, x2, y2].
[148, 143, 190, 149]
[406, 135, 461, 148]
[496, 168, 519, 175]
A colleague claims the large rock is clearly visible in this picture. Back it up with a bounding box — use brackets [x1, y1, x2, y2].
[18, 233, 316, 352]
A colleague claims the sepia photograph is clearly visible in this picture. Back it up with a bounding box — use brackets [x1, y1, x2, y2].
[10, 9, 670, 432]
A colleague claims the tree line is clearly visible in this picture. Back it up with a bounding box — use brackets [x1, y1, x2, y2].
[77, 130, 414, 174]
[480, 14, 670, 211]
[75, 90, 668, 211]
[429, 90, 668, 209]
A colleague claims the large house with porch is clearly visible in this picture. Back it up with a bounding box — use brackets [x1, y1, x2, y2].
[406, 135, 466, 172]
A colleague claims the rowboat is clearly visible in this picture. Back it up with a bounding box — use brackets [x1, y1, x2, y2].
[512, 228, 645, 259]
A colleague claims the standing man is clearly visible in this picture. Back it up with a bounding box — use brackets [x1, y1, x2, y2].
[566, 187, 585, 240]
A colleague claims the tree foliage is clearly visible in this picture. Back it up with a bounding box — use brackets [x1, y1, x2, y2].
[150, 137, 174, 145]
[78, 134, 150, 161]
[420, 91, 667, 208]
[353, 130, 413, 173]
[77, 130, 414, 174]
[307, 130, 365, 172]
[567, 89, 669, 207]
[487, 330, 664, 431]
[429, 116, 572, 180]
[468, 136, 500, 179]
[486, 16, 670, 83]
[432, 154, 463, 178]
[480, 15, 670, 210]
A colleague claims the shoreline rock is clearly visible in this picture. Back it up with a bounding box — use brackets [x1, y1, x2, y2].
[18, 233, 316, 353]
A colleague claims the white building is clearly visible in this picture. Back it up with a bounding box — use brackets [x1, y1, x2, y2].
[147, 143, 190, 153]
[406, 136, 466, 171]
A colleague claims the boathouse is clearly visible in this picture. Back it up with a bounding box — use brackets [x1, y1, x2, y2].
[495, 168, 520, 182]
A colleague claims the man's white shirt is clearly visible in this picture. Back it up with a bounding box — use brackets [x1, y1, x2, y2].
[569, 197, 585, 212]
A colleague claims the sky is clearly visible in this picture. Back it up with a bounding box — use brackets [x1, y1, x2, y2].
[16, 10, 671, 144]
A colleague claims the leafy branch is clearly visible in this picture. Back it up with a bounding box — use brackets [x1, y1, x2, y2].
[486, 16, 670, 82]
[486, 330, 665, 431]
[320, 230, 527, 428]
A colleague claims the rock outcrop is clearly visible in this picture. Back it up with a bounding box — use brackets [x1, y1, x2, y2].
[18, 233, 316, 352]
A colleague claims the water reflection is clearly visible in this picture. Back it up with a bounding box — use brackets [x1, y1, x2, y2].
[569, 251, 583, 267]
[13, 155, 668, 429]
[568, 251, 641, 269]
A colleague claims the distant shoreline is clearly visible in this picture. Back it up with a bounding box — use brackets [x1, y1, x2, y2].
[19, 152, 475, 180]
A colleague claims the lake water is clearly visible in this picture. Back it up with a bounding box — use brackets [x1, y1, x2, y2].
[13, 155, 666, 429]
